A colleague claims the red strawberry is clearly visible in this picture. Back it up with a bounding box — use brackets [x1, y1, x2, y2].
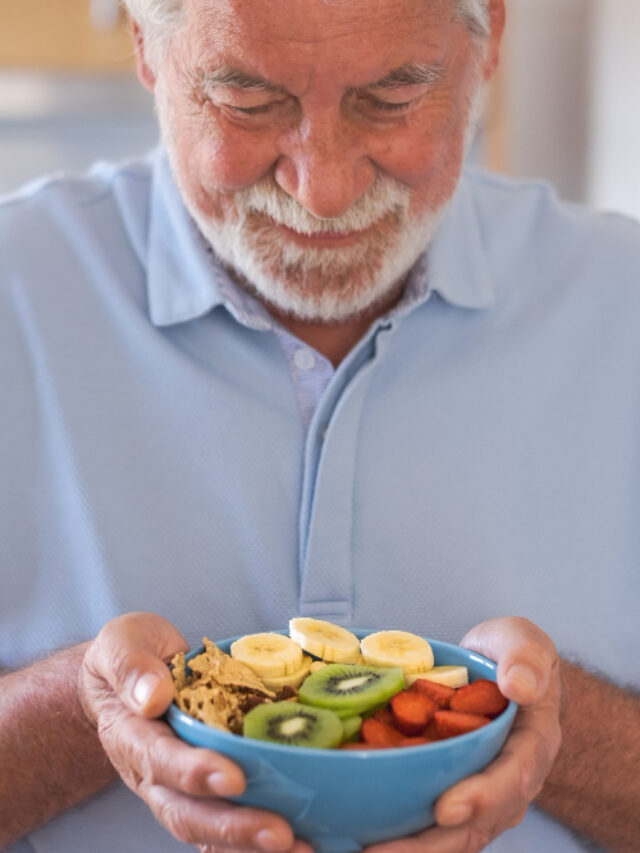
[371, 706, 395, 726]
[361, 717, 405, 747]
[449, 679, 509, 718]
[434, 710, 491, 738]
[391, 689, 437, 736]
[411, 678, 456, 709]
[398, 736, 433, 747]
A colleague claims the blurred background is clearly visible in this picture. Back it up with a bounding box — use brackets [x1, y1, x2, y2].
[1, 0, 639, 219]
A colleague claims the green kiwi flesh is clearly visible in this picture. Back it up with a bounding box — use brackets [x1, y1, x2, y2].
[340, 715, 363, 742]
[243, 701, 344, 748]
[298, 664, 405, 718]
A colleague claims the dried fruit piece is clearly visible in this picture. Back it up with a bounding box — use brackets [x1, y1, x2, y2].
[411, 678, 456, 709]
[434, 710, 491, 738]
[390, 689, 437, 736]
[449, 679, 509, 717]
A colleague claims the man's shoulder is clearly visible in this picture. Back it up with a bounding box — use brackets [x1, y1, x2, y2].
[0, 153, 155, 265]
[463, 168, 640, 295]
[464, 167, 640, 247]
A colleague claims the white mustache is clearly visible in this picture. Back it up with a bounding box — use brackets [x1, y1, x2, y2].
[238, 176, 411, 236]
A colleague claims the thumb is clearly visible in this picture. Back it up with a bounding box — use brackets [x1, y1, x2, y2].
[460, 616, 558, 706]
[85, 612, 189, 718]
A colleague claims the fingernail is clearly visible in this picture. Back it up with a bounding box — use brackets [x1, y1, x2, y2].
[207, 772, 237, 797]
[441, 801, 473, 825]
[133, 673, 161, 708]
[256, 829, 287, 852]
[507, 664, 539, 695]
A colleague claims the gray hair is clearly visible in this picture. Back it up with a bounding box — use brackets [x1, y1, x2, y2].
[123, 0, 490, 65]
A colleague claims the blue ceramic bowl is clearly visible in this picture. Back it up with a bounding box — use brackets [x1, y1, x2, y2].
[166, 630, 517, 853]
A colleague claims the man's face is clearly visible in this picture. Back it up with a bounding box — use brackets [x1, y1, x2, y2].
[139, 0, 501, 322]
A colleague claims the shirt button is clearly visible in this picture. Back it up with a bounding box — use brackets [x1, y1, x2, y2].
[293, 348, 315, 371]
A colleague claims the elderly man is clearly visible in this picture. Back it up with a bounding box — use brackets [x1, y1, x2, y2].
[0, 0, 638, 851]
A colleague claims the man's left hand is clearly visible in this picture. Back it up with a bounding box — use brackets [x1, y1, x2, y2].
[364, 617, 562, 853]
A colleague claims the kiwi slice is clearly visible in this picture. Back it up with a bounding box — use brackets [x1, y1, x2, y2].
[243, 701, 344, 748]
[340, 715, 363, 742]
[298, 663, 405, 718]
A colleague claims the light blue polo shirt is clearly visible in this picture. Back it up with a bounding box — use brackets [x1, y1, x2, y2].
[1, 148, 639, 853]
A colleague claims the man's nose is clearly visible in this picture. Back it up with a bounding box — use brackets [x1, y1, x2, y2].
[274, 115, 375, 220]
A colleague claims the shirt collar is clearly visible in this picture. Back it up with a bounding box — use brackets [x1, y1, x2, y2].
[423, 171, 496, 310]
[145, 148, 494, 328]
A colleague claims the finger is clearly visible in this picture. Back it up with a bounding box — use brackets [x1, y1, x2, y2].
[199, 841, 314, 853]
[364, 811, 528, 853]
[99, 711, 246, 799]
[146, 785, 296, 851]
[85, 612, 190, 717]
[460, 617, 559, 705]
[434, 700, 561, 830]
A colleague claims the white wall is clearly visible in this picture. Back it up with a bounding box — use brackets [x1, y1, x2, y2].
[504, 0, 640, 219]
[587, 0, 640, 218]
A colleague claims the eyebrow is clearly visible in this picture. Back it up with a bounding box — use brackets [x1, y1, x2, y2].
[366, 62, 447, 90]
[202, 67, 286, 95]
[202, 61, 446, 97]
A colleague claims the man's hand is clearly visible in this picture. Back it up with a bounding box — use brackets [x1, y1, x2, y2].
[79, 612, 312, 853]
[364, 617, 562, 853]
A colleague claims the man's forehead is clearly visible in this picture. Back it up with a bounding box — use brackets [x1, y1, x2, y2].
[181, 0, 457, 90]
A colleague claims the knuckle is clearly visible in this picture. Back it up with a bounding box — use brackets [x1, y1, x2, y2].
[109, 646, 142, 689]
[211, 811, 243, 847]
[175, 759, 206, 794]
[464, 827, 493, 853]
[515, 747, 545, 802]
[158, 798, 198, 844]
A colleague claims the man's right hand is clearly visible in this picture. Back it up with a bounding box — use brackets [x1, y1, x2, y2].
[79, 612, 309, 852]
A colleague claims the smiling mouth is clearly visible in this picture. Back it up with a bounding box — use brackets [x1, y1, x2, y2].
[274, 222, 375, 248]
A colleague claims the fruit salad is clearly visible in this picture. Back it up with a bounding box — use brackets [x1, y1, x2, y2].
[170, 618, 509, 750]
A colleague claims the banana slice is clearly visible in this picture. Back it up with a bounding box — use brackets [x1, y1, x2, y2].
[406, 665, 469, 688]
[360, 630, 434, 675]
[260, 655, 313, 690]
[289, 617, 361, 663]
[230, 632, 303, 678]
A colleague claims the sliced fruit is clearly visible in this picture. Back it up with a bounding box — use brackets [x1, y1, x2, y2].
[230, 633, 303, 679]
[298, 663, 405, 718]
[433, 710, 491, 738]
[360, 630, 434, 675]
[361, 717, 404, 747]
[309, 660, 328, 673]
[410, 678, 456, 709]
[449, 679, 509, 717]
[243, 701, 343, 748]
[340, 715, 363, 742]
[259, 655, 313, 690]
[406, 665, 469, 689]
[390, 689, 437, 736]
[289, 618, 361, 663]
[371, 706, 395, 726]
[399, 736, 433, 747]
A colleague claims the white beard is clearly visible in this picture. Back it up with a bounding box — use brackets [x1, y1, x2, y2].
[157, 82, 485, 324]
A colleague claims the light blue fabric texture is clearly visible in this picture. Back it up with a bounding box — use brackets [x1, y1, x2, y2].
[1, 148, 639, 852]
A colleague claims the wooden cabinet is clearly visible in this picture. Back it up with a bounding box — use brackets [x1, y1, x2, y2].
[1, 0, 134, 70]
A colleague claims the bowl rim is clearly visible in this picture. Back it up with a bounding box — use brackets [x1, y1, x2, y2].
[166, 628, 518, 759]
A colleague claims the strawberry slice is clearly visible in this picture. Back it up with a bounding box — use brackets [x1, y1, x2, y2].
[434, 710, 491, 738]
[361, 717, 405, 747]
[371, 706, 395, 726]
[411, 678, 456, 709]
[391, 689, 437, 736]
[449, 679, 509, 718]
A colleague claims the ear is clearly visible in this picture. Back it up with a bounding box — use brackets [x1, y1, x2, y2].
[130, 19, 157, 93]
[481, 0, 506, 82]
